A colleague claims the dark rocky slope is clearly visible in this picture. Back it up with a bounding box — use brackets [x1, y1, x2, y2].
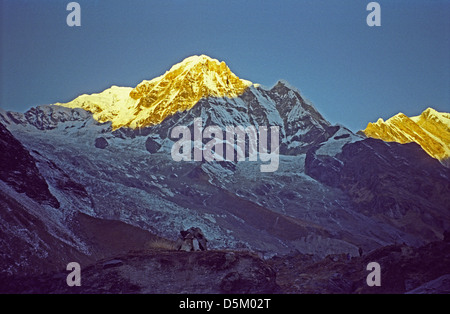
[0, 250, 279, 294]
[0, 122, 59, 208]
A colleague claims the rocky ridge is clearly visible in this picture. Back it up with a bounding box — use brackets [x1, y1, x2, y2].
[363, 108, 450, 166]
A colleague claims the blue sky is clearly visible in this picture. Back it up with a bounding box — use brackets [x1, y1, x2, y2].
[1, 0, 449, 131]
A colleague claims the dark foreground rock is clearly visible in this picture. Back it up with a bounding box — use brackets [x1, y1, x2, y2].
[1, 240, 449, 294]
[269, 239, 450, 294]
[0, 250, 279, 294]
[405, 274, 450, 294]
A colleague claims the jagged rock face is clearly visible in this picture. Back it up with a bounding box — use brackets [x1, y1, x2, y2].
[114, 80, 338, 156]
[0, 123, 59, 208]
[269, 81, 334, 152]
[363, 108, 450, 164]
[0, 105, 107, 132]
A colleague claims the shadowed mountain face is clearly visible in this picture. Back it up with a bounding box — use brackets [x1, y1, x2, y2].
[0, 56, 449, 293]
[305, 138, 450, 241]
[0, 123, 59, 208]
[112, 80, 337, 157]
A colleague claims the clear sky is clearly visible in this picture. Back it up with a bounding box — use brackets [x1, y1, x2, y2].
[1, 0, 449, 131]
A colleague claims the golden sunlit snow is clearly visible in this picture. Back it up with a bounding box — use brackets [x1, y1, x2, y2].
[56, 55, 252, 130]
[364, 108, 450, 161]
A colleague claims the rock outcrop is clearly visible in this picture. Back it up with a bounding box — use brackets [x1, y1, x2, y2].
[0, 122, 59, 207]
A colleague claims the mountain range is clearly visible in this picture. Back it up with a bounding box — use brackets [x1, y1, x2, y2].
[0, 55, 449, 293]
[363, 108, 450, 167]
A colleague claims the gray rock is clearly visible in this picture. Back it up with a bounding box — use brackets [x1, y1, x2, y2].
[102, 259, 124, 269]
[145, 137, 161, 153]
[95, 137, 108, 149]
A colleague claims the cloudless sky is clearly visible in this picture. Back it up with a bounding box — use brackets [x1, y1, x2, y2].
[1, 0, 449, 131]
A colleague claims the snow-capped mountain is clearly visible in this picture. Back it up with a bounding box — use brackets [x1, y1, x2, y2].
[363, 108, 450, 165]
[1, 55, 449, 286]
[56, 55, 252, 130]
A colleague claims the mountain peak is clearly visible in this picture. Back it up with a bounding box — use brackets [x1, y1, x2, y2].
[160, 55, 227, 81]
[363, 108, 450, 162]
[56, 55, 253, 129]
[423, 107, 437, 115]
[130, 54, 252, 101]
[416, 107, 449, 125]
[168, 54, 223, 70]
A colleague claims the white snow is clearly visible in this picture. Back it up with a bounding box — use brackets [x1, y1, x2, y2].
[316, 125, 363, 157]
[250, 86, 285, 127]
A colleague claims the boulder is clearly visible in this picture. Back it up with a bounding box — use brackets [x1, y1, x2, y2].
[145, 137, 161, 154]
[94, 137, 108, 149]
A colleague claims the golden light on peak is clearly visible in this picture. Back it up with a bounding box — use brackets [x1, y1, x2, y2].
[56, 55, 253, 130]
[364, 108, 450, 162]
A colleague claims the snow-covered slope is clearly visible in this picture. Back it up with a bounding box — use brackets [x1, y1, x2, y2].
[54, 86, 138, 129]
[364, 108, 450, 163]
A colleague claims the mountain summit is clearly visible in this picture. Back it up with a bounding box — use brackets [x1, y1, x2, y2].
[363, 108, 450, 164]
[56, 55, 253, 129]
